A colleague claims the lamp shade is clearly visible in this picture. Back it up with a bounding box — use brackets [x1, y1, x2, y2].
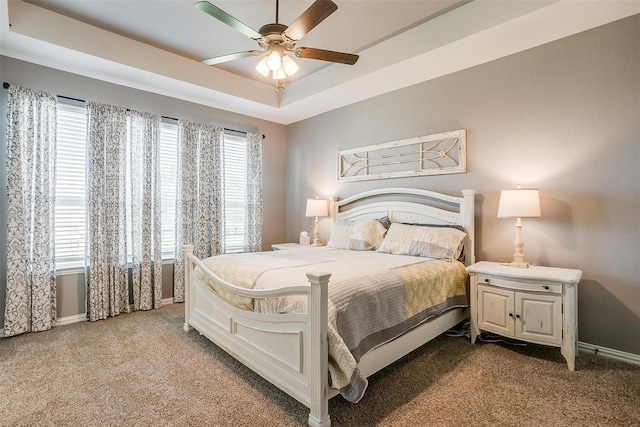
[282, 55, 299, 76]
[497, 188, 541, 218]
[255, 56, 270, 77]
[305, 198, 328, 217]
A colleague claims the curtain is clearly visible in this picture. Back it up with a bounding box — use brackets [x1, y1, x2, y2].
[4, 85, 57, 337]
[85, 102, 129, 321]
[129, 111, 163, 311]
[173, 121, 224, 302]
[244, 132, 263, 252]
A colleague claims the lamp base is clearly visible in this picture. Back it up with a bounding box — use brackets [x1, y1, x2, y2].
[509, 219, 530, 268]
[509, 260, 530, 268]
[313, 217, 322, 246]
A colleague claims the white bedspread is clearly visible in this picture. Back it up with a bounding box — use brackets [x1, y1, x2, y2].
[197, 247, 468, 402]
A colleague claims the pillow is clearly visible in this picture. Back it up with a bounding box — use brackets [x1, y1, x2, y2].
[377, 223, 466, 261]
[375, 216, 392, 229]
[400, 222, 465, 233]
[327, 219, 387, 251]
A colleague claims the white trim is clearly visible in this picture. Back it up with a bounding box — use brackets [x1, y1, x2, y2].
[56, 313, 87, 326]
[578, 341, 640, 367]
[53, 299, 174, 327]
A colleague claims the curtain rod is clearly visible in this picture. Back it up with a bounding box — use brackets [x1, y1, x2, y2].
[3, 81, 265, 139]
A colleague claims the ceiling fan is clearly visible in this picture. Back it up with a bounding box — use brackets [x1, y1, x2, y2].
[195, 0, 359, 87]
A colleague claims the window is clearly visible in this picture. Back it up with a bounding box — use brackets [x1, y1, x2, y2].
[223, 133, 248, 253]
[54, 100, 87, 270]
[54, 106, 248, 270]
[159, 120, 179, 258]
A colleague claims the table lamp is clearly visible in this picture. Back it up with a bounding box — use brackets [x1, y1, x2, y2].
[305, 197, 328, 246]
[497, 186, 541, 268]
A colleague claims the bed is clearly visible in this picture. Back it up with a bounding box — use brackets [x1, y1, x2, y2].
[183, 187, 476, 426]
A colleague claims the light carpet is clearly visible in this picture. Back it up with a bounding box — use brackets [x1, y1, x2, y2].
[1, 303, 638, 426]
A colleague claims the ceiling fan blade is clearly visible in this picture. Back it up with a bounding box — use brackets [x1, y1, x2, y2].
[201, 50, 263, 66]
[195, 1, 262, 40]
[284, 0, 338, 41]
[295, 47, 359, 65]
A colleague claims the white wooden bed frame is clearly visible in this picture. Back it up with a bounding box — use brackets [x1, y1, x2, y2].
[183, 188, 476, 426]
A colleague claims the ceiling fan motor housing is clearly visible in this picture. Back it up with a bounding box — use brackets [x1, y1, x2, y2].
[258, 23, 295, 50]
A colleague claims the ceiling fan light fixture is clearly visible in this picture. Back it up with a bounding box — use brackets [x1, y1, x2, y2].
[282, 55, 299, 76]
[255, 56, 270, 77]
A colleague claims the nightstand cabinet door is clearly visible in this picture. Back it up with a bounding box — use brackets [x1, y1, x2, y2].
[516, 293, 562, 346]
[478, 285, 515, 336]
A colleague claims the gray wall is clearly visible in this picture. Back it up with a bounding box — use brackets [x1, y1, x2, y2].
[286, 16, 640, 355]
[0, 56, 288, 323]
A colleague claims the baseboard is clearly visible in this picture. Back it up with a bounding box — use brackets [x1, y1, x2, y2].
[56, 313, 88, 326]
[578, 341, 640, 367]
[1, 299, 177, 337]
[55, 299, 175, 327]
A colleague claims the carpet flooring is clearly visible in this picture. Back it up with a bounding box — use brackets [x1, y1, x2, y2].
[1, 303, 638, 426]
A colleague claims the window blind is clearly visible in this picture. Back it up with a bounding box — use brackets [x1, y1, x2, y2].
[223, 134, 247, 253]
[160, 120, 179, 258]
[55, 100, 87, 270]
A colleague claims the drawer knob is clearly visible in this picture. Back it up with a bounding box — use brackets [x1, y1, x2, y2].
[516, 314, 521, 319]
[543, 285, 550, 290]
[484, 278, 490, 283]
[508, 313, 514, 318]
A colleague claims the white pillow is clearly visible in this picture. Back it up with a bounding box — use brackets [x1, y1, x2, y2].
[327, 219, 387, 251]
[377, 223, 466, 261]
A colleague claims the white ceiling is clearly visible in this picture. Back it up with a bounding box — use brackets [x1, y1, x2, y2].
[1, 0, 638, 125]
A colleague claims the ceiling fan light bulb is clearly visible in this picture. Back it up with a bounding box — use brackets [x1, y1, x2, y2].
[282, 55, 299, 76]
[255, 56, 270, 77]
[267, 50, 282, 71]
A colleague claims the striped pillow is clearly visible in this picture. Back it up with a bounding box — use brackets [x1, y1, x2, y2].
[377, 223, 466, 261]
[327, 219, 387, 251]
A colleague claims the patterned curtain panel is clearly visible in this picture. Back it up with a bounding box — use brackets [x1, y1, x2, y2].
[173, 121, 224, 302]
[129, 111, 163, 311]
[4, 85, 57, 337]
[244, 132, 263, 252]
[85, 102, 129, 321]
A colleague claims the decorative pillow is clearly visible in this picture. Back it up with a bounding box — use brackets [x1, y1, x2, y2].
[327, 219, 387, 251]
[377, 223, 466, 261]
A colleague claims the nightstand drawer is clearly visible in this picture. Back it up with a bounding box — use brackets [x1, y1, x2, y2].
[477, 275, 562, 294]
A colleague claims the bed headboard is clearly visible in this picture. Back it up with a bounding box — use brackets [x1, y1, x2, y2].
[329, 188, 476, 266]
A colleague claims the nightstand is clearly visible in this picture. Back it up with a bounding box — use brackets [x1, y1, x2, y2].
[467, 261, 583, 371]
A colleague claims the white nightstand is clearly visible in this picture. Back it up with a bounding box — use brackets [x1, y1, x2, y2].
[271, 243, 314, 251]
[467, 261, 583, 371]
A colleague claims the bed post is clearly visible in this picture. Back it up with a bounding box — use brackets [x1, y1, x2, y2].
[306, 272, 331, 427]
[183, 244, 195, 333]
[462, 190, 476, 265]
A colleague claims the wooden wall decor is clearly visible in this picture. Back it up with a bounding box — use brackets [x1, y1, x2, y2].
[337, 129, 466, 182]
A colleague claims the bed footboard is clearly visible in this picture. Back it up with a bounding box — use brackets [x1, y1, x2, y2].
[182, 245, 331, 427]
